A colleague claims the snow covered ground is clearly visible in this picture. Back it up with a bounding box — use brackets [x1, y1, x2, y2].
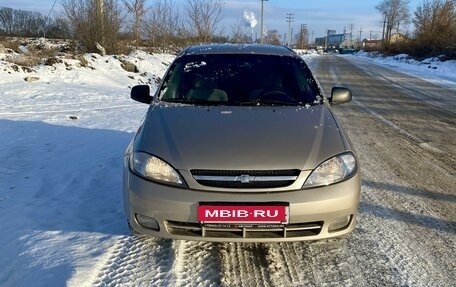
[351, 51, 456, 88]
[1, 47, 455, 286]
[0, 50, 174, 286]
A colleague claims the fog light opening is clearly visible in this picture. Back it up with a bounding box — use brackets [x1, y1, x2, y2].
[135, 214, 160, 231]
[328, 215, 352, 233]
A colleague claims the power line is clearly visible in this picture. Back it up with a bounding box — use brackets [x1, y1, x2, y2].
[46, 0, 58, 21]
[42, 0, 58, 38]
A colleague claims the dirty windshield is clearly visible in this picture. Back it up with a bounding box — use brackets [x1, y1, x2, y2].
[159, 54, 321, 106]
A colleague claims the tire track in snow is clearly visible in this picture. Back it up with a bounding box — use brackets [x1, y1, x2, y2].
[338, 100, 455, 285]
[359, 189, 425, 286]
[258, 239, 366, 287]
[360, 184, 456, 286]
[219, 243, 272, 287]
[352, 99, 445, 154]
[348, 56, 456, 113]
[93, 235, 176, 286]
[291, 54, 455, 286]
[171, 240, 221, 286]
[300, 240, 359, 287]
[344, 196, 408, 286]
[331, 93, 456, 284]
[264, 242, 308, 286]
[338, 121, 456, 286]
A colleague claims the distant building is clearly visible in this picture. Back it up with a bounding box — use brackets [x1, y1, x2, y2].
[314, 30, 348, 49]
[361, 33, 409, 50]
[315, 36, 326, 47]
[340, 39, 357, 49]
[327, 33, 347, 48]
[363, 39, 382, 50]
[389, 33, 409, 44]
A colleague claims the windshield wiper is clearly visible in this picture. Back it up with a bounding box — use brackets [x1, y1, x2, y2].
[238, 100, 300, 106]
[161, 98, 226, 106]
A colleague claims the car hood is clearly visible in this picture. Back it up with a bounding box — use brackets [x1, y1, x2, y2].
[135, 103, 347, 171]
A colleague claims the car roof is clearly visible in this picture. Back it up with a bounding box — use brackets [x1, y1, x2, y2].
[180, 44, 297, 57]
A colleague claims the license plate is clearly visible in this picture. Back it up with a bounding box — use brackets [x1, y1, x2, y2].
[198, 204, 289, 224]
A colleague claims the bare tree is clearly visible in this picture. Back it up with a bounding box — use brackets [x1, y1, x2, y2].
[230, 19, 249, 43]
[122, 0, 146, 49]
[184, 0, 224, 43]
[294, 27, 309, 49]
[0, 7, 14, 35]
[263, 29, 281, 45]
[62, 0, 124, 53]
[413, 0, 456, 56]
[46, 16, 72, 39]
[0, 7, 50, 37]
[143, 0, 180, 52]
[376, 0, 410, 43]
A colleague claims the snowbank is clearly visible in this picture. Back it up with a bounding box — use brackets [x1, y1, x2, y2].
[353, 51, 456, 86]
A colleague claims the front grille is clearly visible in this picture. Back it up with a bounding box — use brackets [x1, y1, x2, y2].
[166, 220, 323, 238]
[194, 180, 294, 188]
[191, 169, 300, 189]
[192, 170, 300, 177]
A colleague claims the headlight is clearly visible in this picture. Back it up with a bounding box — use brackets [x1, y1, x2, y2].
[130, 152, 185, 187]
[303, 152, 357, 188]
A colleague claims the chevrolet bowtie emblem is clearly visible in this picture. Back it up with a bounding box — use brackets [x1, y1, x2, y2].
[238, 174, 253, 183]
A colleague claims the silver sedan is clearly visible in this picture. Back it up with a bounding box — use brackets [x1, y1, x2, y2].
[123, 44, 360, 242]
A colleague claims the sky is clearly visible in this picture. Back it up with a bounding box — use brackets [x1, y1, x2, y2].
[1, 0, 423, 41]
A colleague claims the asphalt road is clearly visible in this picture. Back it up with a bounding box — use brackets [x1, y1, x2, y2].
[95, 55, 456, 287]
[302, 54, 456, 286]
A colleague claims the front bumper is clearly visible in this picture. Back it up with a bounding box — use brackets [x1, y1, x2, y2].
[123, 165, 361, 243]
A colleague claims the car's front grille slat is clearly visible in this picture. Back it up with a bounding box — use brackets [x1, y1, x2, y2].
[192, 175, 297, 181]
[192, 169, 300, 177]
[191, 169, 300, 188]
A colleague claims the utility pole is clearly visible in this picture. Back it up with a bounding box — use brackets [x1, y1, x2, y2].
[358, 27, 363, 48]
[260, 0, 269, 43]
[291, 27, 293, 46]
[348, 23, 354, 42]
[324, 28, 328, 50]
[286, 13, 294, 46]
[300, 24, 307, 49]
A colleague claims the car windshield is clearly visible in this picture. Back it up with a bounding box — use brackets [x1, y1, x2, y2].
[159, 54, 322, 106]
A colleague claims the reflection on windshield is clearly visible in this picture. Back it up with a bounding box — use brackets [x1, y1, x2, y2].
[159, 54, 322, 106]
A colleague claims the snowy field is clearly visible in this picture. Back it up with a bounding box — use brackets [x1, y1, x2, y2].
[0, 47, 455, 286]
[0, 51, 175, 286]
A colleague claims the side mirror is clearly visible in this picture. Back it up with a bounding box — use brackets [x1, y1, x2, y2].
[131, 85, 152, 104]
[329, 87, 352, 105]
